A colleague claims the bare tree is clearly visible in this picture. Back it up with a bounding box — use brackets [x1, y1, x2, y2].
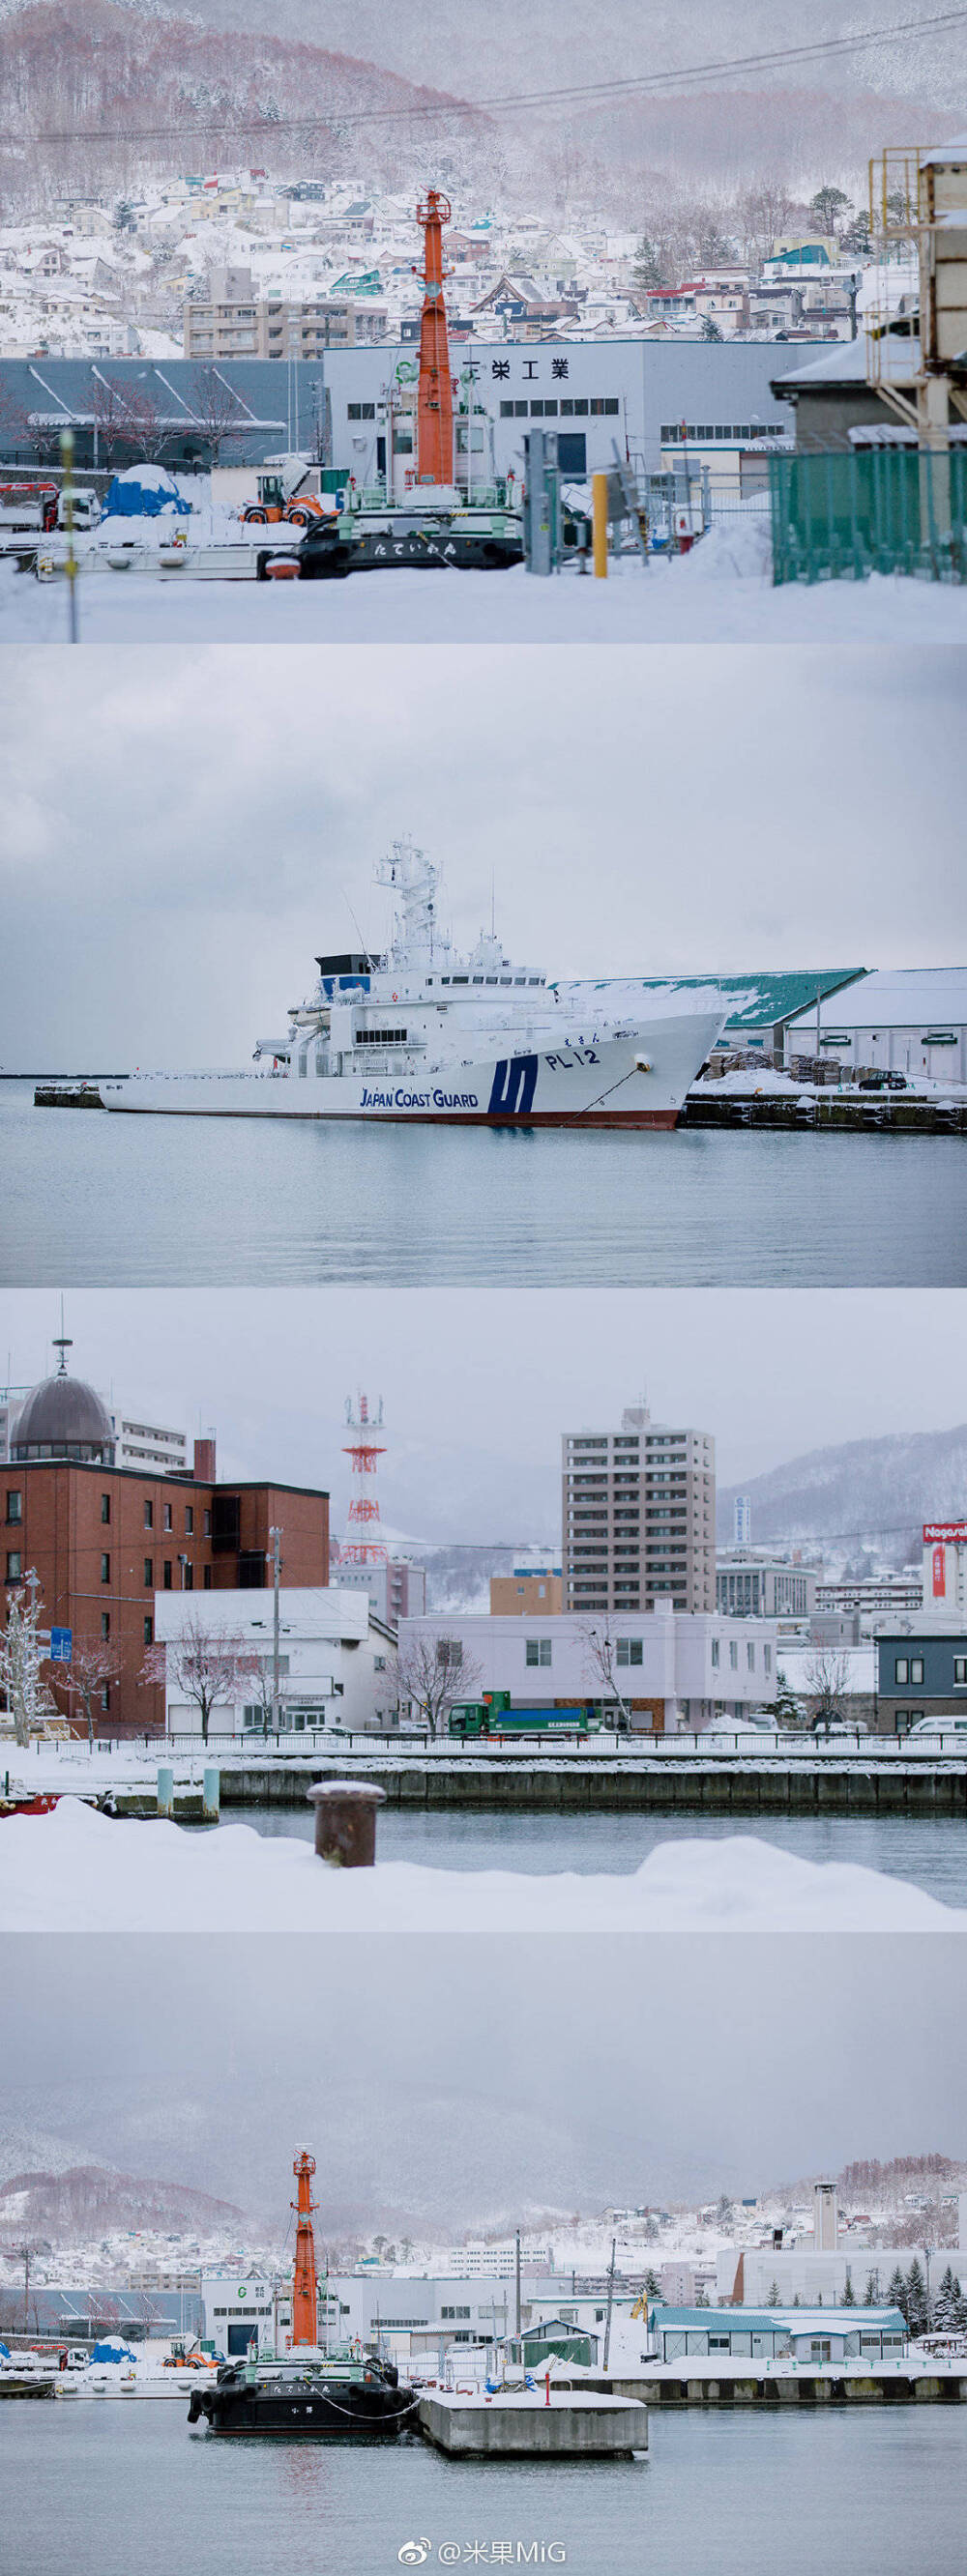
[188, 366, 249, 468]
[579, 1620, 632, 1730]
[141, 1619, 258, 1745]
[54, 1640, 122, 1752]
[396, 1634, 483, 1737]
[89, 371, 138, 471]
[121, 387, 175, 465]
[0, 1583, 58, 1747]
[804, 1647, 853, 1734]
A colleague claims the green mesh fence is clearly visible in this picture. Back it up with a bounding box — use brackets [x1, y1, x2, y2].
[769, 447, 967, 585]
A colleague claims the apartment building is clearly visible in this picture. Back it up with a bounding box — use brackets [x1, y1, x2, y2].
[183, 266, 385, 362]
[562, 1403, 716, 1614]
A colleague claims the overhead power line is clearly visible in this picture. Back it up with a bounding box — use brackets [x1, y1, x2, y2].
[30, 7, 967, 146]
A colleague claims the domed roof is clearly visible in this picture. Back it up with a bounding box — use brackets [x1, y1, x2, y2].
[13, 1370, 114, 1461]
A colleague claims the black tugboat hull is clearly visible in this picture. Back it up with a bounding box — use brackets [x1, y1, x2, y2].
[189, 2379, 418, 2439]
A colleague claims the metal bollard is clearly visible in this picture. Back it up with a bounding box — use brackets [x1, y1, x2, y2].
[308, 1780, 387, 1867]
[157, 1764, 174, 1819]
[202, 1766, 220, 1823]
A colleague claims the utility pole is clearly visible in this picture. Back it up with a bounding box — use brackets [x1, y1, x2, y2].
[603, 2238, 616, 2373]
[514, 2231, 521, 2344]
[270, 1528, 282, 1737]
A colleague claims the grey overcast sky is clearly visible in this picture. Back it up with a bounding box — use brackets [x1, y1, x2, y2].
[1, 648, 964, 1072]
[1, 1287, 963, 1530]
[2, 1935, 963, 2225]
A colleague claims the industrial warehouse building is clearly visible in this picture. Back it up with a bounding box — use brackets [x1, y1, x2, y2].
[783, 969, 967, 1083]
[650, 2305, 908, 2364]
[0, 340, 802, 477]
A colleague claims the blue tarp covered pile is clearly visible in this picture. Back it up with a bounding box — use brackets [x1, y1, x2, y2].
[103, 465, 190, 519]
[91, 2339, 138, 2362]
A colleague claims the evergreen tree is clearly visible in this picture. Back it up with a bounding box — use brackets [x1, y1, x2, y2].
[887, 2267, 908, 2325]
[842, 2269, 856, 2307]
[695, 2283, 710, 2308]
[644, 2270, 661, 2300]
[905, 2258, 927, 2337]
[933, 2266, 958, 2330]
[631, 238, 666, 290]
[809, 185, 852, 239]
[715, 2194, 734, 2228]
[864, 2270, 881, 2306]
[816, 2289, 823, 2306]
[792, 2292, 801, 2307]
[767, 2280, 780, 2307]
[699, 316, 722, 342]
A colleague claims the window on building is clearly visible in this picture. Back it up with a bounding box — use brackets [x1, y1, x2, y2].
[204, 1509, 212, 1537]
[144, 1499, 154, 1529]
[101, 1553, 110, 1584]
[6, 1550, 22, 1580]
[747, 1643, 755, 1669]
[144, 1557, 153, 1586]
[894, 1659, 909, 1683]
[525, 1638, 552, 1666]
[144, 1615, 153, 1645]
[203, 1566, 213, 1590]
[101, 1493, 110, 1523]
[101, 1683, 110, 1712]
[6, 1491, 22, 1524]
[711, 1638, 719, 1667]
[729, 1639, 738, 1669]
[910, 1658, 923, 1685]
[436, 1639, 462, 1668]
[764, 1646, 772, 1674]
[616, 1638, 643, 1666]
[185, 1507, 194, 1536]
[163, 1561, 173, 1590]
[101, 1612, 110, 1640]
[954, 1658, 967, 1686]
[164, 1504, 173, 1531]
[184, 1563, 194, 1591]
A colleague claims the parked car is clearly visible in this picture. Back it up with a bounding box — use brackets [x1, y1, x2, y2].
[907, 1715, 967, 1739]
[858, 1071, 907, 1092]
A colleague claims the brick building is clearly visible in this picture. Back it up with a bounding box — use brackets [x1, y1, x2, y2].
[3, 1365, 328, 1735]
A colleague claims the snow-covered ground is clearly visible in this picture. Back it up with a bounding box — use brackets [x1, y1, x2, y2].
[2, 1798, 964, 1930]
[4, 535, 967, 643]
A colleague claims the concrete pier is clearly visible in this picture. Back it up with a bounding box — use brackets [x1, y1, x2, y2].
[683, 1090, 967, 1135]
[587, 2369, 967, 2408]
[419, 2391, 647, 2457]
[213, 1755, 967, 1819]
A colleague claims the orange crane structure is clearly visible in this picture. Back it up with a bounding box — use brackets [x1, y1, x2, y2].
[415, 190, 454, 488]
[290, 2150, 319, 2348]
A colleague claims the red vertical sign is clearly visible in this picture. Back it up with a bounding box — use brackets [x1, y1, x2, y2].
[933, 1545, 946, 1598]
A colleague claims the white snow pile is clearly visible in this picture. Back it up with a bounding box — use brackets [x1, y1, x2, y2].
[1, 1799, 962, 1933]
[684, 514, 773, 582]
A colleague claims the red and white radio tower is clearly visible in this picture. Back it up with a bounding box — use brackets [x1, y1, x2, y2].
[341, 1394, 388, 1564]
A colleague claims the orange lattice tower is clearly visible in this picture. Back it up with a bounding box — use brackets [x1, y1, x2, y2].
[415, 189, 454, 487]
[342, 1393, 388, 1566]
[291, 2150, 319, 2349]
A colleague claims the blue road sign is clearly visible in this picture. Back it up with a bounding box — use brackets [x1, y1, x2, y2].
[49, 1628, 73, 1663]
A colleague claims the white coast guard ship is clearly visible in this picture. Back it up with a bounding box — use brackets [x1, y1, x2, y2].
[98, 840, 726, 1129]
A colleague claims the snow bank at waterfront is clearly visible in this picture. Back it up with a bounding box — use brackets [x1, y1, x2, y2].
[2, 1799, 963, 1932]
[3, 550, 967, 642]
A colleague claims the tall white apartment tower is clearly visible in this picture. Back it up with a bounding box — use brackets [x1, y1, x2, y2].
[561, 1402, 716, 1615]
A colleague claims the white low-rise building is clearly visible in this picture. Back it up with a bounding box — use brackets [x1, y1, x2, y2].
[154, 1585, 396, 1735]
[784, 968, 967, 1083]
[397, 1603, 778, 1733]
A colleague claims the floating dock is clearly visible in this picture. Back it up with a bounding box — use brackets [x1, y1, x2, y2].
[418, 2390, 647, 2456]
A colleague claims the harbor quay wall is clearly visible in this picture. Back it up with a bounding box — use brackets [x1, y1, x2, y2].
[681, 1095, 967, 1134]
[418, 2395, 647, 2457]
[617, 2373, 967, 2408]
[174, 1759, 967, 1820]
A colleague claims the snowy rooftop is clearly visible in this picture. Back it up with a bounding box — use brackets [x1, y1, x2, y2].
[787, 968, 967, 1030]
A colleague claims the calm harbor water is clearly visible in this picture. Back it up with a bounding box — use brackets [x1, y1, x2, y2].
[3, 2397, 965, 2576]
[225, 1806, 967, 1906]
[4, 1082, 966, 1284]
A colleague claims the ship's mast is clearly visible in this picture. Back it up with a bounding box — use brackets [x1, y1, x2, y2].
[291, 2150, 319, 2348]
[415, 190, 454, 487]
